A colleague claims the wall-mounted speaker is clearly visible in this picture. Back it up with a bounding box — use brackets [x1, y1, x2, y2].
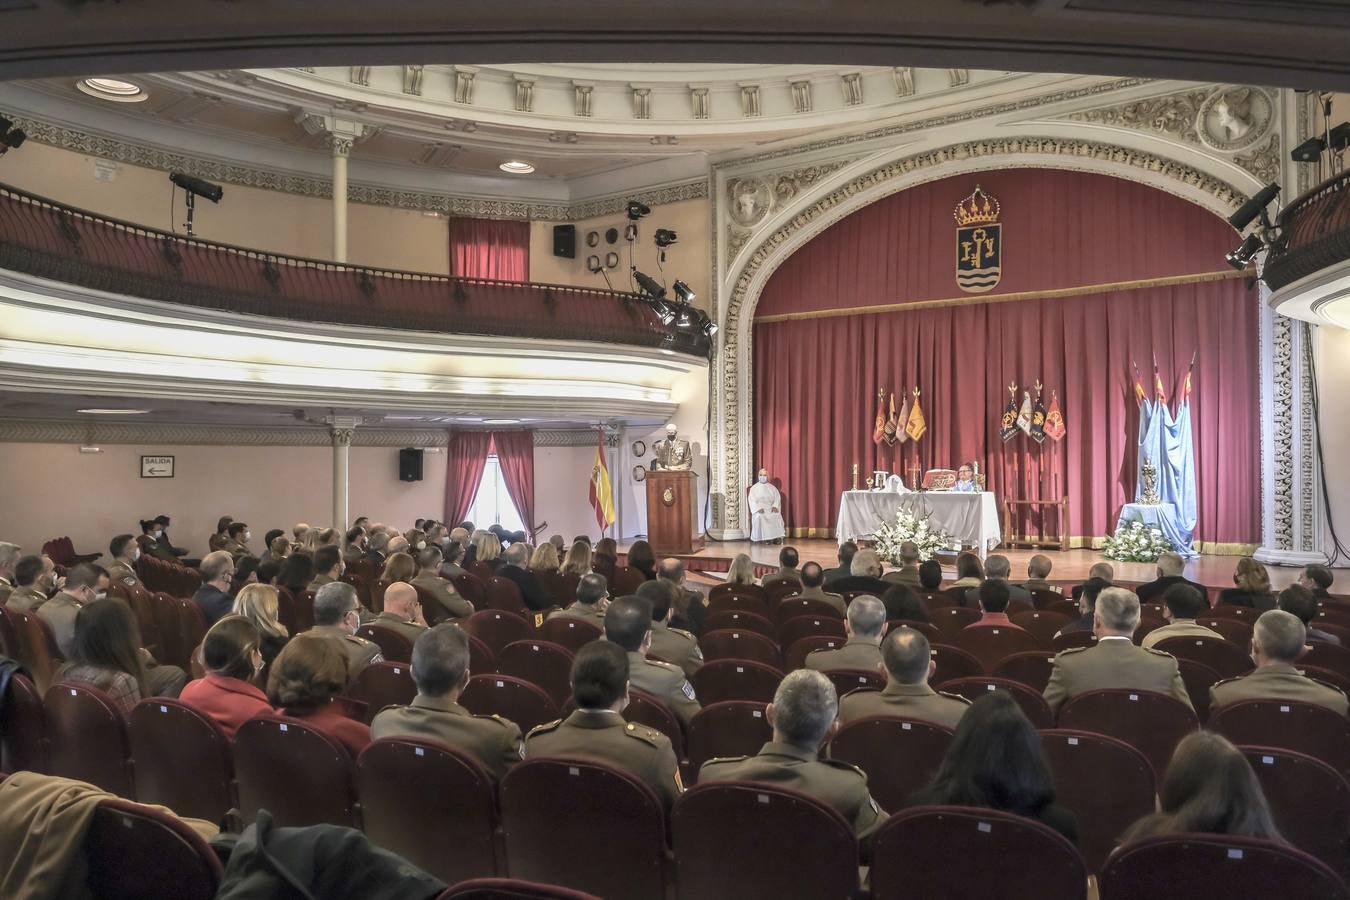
[553, 224, 576, 259]
[399, 448, 424, 482]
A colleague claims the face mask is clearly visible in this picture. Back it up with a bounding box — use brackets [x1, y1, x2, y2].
[758, 475, 768, 483]
[151, 530, 163, 540]
[132, 549, 141, 561]
[93, 591, 107, 602]
[417, 541, 426, 550]
[244, 532, 252, 542]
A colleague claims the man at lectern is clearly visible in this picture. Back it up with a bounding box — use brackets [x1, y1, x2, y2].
[749, 468, 786, 543]
[952, 464, 979, 493]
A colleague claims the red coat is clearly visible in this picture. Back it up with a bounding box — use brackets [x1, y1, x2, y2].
[179, 673, 274, 740]
[275, 700, 372, 760]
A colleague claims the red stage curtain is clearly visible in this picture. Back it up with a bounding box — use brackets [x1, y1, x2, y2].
[448, 217, 530, 281]
[752, 169, 1259, 547]
[492, 431, 536, 533]
[445, 431, 493, 526]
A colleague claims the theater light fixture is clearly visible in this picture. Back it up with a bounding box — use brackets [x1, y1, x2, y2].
[654, 228, 678, 248]
[76, 77, 149, 103]
[170, 172, 224, 203]
[1291, 135, 1326, 163]
[702, 316, 719, 338]
[672, 280, 696, 304]
[0, 115, 26, 156]
[626, 200, 650, 221]
[651, 299, 678, 325]
[499, 160, 535, 174]
[1226, 233, 1264, 270]
[632, 267, 666, 300]
[1228, 183, 1280, 231]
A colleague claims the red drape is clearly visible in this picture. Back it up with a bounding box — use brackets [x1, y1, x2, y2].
[445, 431, 493, 526]
[492, 431, 536, 533]
[448, 217, 530, 281]
[752, 169, 1259, 547]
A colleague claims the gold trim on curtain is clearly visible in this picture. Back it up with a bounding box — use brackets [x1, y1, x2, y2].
[784, 530, 1255, 556]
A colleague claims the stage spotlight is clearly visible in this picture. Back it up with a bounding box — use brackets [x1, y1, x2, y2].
[654, 228, 678, 248]
[169, 172, 224, 203]
[632, 267, 666, 299]
[1291, 136, 1326, 163]
[702, 317, 719, 338]
[0, 115, 26, 155]
[1228, 182, 1280, 230]
[651, 298, 678, 325]
[1226, 233, 1264, 270]
[674, 304, 695, 328]
[1332, 122, 1350, 152]
[626, 200, 651, 220]
[586, 255, 602, 273]
[672, 280, 696, 304]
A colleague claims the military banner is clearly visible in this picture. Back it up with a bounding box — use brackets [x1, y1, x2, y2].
[999, 383, 1019, 442]
[1030, 380, 1047, 444]
[1044, 390, 1067, 441]
[904, 388, 927, 442]
[954, 185, 1002, 294]
[882, 392, 900, 446]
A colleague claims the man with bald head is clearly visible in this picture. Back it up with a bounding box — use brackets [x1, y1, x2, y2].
[839, 627, 971, 728]
[373, 581, 430, 642]
[1210, 609, 1349, 716]
[805, 595, 888, 672]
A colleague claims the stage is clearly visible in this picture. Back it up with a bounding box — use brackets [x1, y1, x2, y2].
[619, 540, 1308, 592]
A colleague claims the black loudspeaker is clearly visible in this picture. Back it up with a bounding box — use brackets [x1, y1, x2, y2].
[553, 224, 576, 259]
[399, 448, 424, 482]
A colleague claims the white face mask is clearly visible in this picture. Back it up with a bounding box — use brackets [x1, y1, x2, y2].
[758, 475, 768, 483]
[244, 532, 252, 542]
[132, 548, 141, 561]
[417, 541, 426, 550]
[93, 591, 107, 602]
[151, 530, 163, 540]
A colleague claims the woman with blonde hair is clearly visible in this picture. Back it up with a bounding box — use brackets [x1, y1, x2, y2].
[950, 551, 985, 589]
[1218, 557, 1276, 610]
[725, 553, 757, 586]
[473, 531, 503, 574]
[233, 583, 291, 674]
[380, 551, 417, 585]
[530, 542, 560, 573]
[265, 633, 370, 758]
[560, 541, 592, 578]
[316, 527, 339, 547]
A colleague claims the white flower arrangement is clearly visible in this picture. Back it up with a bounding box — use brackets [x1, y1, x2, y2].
[1102, 518, 1175, 563]
[874, 509, 954, 563]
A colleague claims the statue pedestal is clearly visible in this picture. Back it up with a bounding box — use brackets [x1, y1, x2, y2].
[646, 470, 705, 556]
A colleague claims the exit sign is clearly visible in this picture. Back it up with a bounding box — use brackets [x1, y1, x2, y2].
[141, 456, 175, 478]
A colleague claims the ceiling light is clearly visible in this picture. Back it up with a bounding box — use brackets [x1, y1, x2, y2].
[76, 408, 151, 415]
[77, 78, 149, 103]
[499, 160, 535, 174]
[482, 418, 521, 425]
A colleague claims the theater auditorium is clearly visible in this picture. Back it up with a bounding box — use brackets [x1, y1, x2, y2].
[3, 4, 1350, 898]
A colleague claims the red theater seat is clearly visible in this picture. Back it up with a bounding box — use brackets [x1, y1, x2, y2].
[439, 879, 601, 900]
[686, 701, 771, 775]
[691, 659, 783, 705]
[1099, 834, 1346, 900]
[496, 641, 574, 708]
[1241, 745, 1350, 880]
[128, 698, 234, 825]
[46, 682, 134, 798]
[0, 673, 47, 774]
[537, 616, 603, 654]
[699, 628, 782, 668]
[233, 716, 359, 827]
[936, 676, 1053, 728]
[1153, 636, 1253, 680]
[1210, 699, 1350, 779]
[954, 626, 1043, 674]
[828, 716, 954, 812]
[461, 609, 532, 656]
[704, 609, 776, 640]
[992, 650, 1057, 693]
[459, 674, 560, 733]
[84, 797, 223, 900]
[1056, 689, 1198, 781]
[348, 661, 418, 723]
[356, 624, 414, 663]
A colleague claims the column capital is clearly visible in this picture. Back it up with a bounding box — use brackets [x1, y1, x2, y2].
[299, 113, 376, 156]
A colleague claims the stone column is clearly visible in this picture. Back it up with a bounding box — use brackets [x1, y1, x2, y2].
[329, 418, 358, 528]
[329, 135, 353, 263]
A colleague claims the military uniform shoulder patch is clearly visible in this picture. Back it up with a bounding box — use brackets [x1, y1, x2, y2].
[526, 718, 563, 738]
[1210, 674, 1245, 689]
[346, 634, 375, 647]
[122, 576, 137, 586]
[670, 627, 696, 640]
[1143, 646, 1178, 658]
[822, 758, 869, 780]
[623, 722, 662, 747]
[646, 658, 680, 672]
[938, 690, 973, 705]
[1055, 646, 1089, 658]
[478, 712, 516, 728]
[701, 754, 750, 766]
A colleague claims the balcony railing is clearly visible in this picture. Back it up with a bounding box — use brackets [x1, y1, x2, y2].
[0, 183, 710, 357]
[1264, 169, 1350, 292]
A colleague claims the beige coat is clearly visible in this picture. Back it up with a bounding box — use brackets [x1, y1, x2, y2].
[370, 694, 524, 779]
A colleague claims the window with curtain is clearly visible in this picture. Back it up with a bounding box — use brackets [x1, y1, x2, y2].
[447, 216, 531, 281]
[466, 455, 526, 532]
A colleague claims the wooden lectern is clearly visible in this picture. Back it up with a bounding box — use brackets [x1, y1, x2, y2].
[645, 470, 705, 555]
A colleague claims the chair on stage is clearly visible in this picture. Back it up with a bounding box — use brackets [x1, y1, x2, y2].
[1098, 834, 1346, 900]
[699, 628, 782, 668]
[827, 716, 954, 812]
[459, 674, 560, 734]
[870, 806, 1087, 900]
[936, 676, 1053, 728]
[691, 660, 783, 705]
[1056, 689, 1198, 781]
[685, 701, 771, 774]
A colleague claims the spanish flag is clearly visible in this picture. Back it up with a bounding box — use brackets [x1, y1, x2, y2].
[589, 429, 616, 531]
[904, 388, 927, 442]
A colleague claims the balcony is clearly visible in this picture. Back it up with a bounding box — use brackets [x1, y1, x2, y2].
[0, 183, 710, 358]
[1265, 170, 1350, 328]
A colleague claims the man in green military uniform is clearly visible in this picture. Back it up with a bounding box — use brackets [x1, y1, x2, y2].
[220, 522, 251, 560]
[372, 582, 429, 643]
[604, 595, 700, 725]
[699, 668, 884, 840]
[5, 554, 54, 613]
[548, 573, 609, 625]
[411, 547, 473, 622]
[105, 534, 143, 590]
[371, 623, 523, 779]
[309, 544, 343, 593]
[525, 639, 682, 812]
[310, 581, 383, 685]
[1211, 609, 1348, 717]
[805, 595, 887, 673]
[1141, 583, 1224, 649]
[838, 627, 970, 729]
[1043, 587, 1192, 716]
[637, 579, 703, 677]
[0, 542, 18, 606]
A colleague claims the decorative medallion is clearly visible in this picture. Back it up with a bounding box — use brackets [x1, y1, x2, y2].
[727, 177, 772, 228]
[633, 465, 647, 482]
[954, 185, 1002, 294]
[631, 439, 647, 456]
[662, 487, 676, 506]
[587, 230, 600, 247]
[1196, 87, 1274, 153]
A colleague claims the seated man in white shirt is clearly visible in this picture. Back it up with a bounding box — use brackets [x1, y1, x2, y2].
[951, 464, 979, 493]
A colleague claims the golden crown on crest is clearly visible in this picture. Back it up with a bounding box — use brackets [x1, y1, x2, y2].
[953, 185, 1001, 227]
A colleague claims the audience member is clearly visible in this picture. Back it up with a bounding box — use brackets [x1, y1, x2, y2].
[308, 545, 343, 592]
[54, 599, 156, 715]
[1298, 564, 1334, 600]
[797, 562, 846, 616]
[310, 582, 383, 683]
[260, 529, 287, 562]
[379, 551, 417, 591]
[104, 534, 142, 590]
[723, 553, 758, 587]
[806, 596, 887, 672]
[549, 534, 566, 553]
[761, 546, 801, 587]
[387, 535, 410, 557]
[592, 538, 619, 582]
[529, 542, 560, 574]
[1218, 557, 1277, 611]
[340, 526, 367, 566]
[828, 550, 891, 597]
[373, 582, 429, 641]
[882, 542, 922, 588]
[604, 595, 700, 725]
[1071, 562, 1115, 602]
[627, 540, 658, 581]
[5, 554, 50, 613]
[1142, 584, 1223, 649]
[277, 551, 314, 597]
[179, 616, 272, 739]
[1278, 584, 1339, 645]
[1022, 555, 1056, 594]
[403, 529, 427, 554]
[559, 541, 592, 579]
[371, 624, 524, 779]
[1120, 731, 1282, 844]
[950, 552, 985, 589]
[822, 541, 857, 587]
[1135, 552, 1206, 604]
[658, 558, 707, 636]
[638, 579, 703, 677]
[440, 540, 469, 580]
[265, 633, 371, 758]
[221, 522, 251, 560]
[918, 559, 944, 592]
[39, 563, 107, 656]
[138, 518, 178, 562]
[966, 579, 1026, 631]
[364, 531, 391, 569]
[524, 640, 682, 811]
[549, 573, 609, 624]
[209, 516, 233, 552]
[1055, 577, 1110, 638]
[411, 547, 472, 622]
[232, 583, 290, 676]
[0, 542, 15, 604]
[472, 532, 504, 574]
[1210, 609, 1348, 716]
[194, 551, 237, 626]
[982, 554, 1030, 605]
[879, 582, 929, 624]
[838, 627, 970, 728]
[231, 556, 261, 596]
[909, 692, 1077, 843]
[1043, 587, 1192, 715]
[699, 669, 883, 840]
[497, 543, 553, 611]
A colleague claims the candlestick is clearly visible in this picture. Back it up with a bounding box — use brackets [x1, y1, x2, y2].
[851, 462, 859, 491]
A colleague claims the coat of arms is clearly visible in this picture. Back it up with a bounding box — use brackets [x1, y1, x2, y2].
[954, 185, 1002, 294]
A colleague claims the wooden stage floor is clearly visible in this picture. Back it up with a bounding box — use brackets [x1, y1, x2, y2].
[621, 539, 1311, 592]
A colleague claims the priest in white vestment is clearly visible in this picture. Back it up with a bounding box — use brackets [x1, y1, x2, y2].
[749, 468, 786, 543]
